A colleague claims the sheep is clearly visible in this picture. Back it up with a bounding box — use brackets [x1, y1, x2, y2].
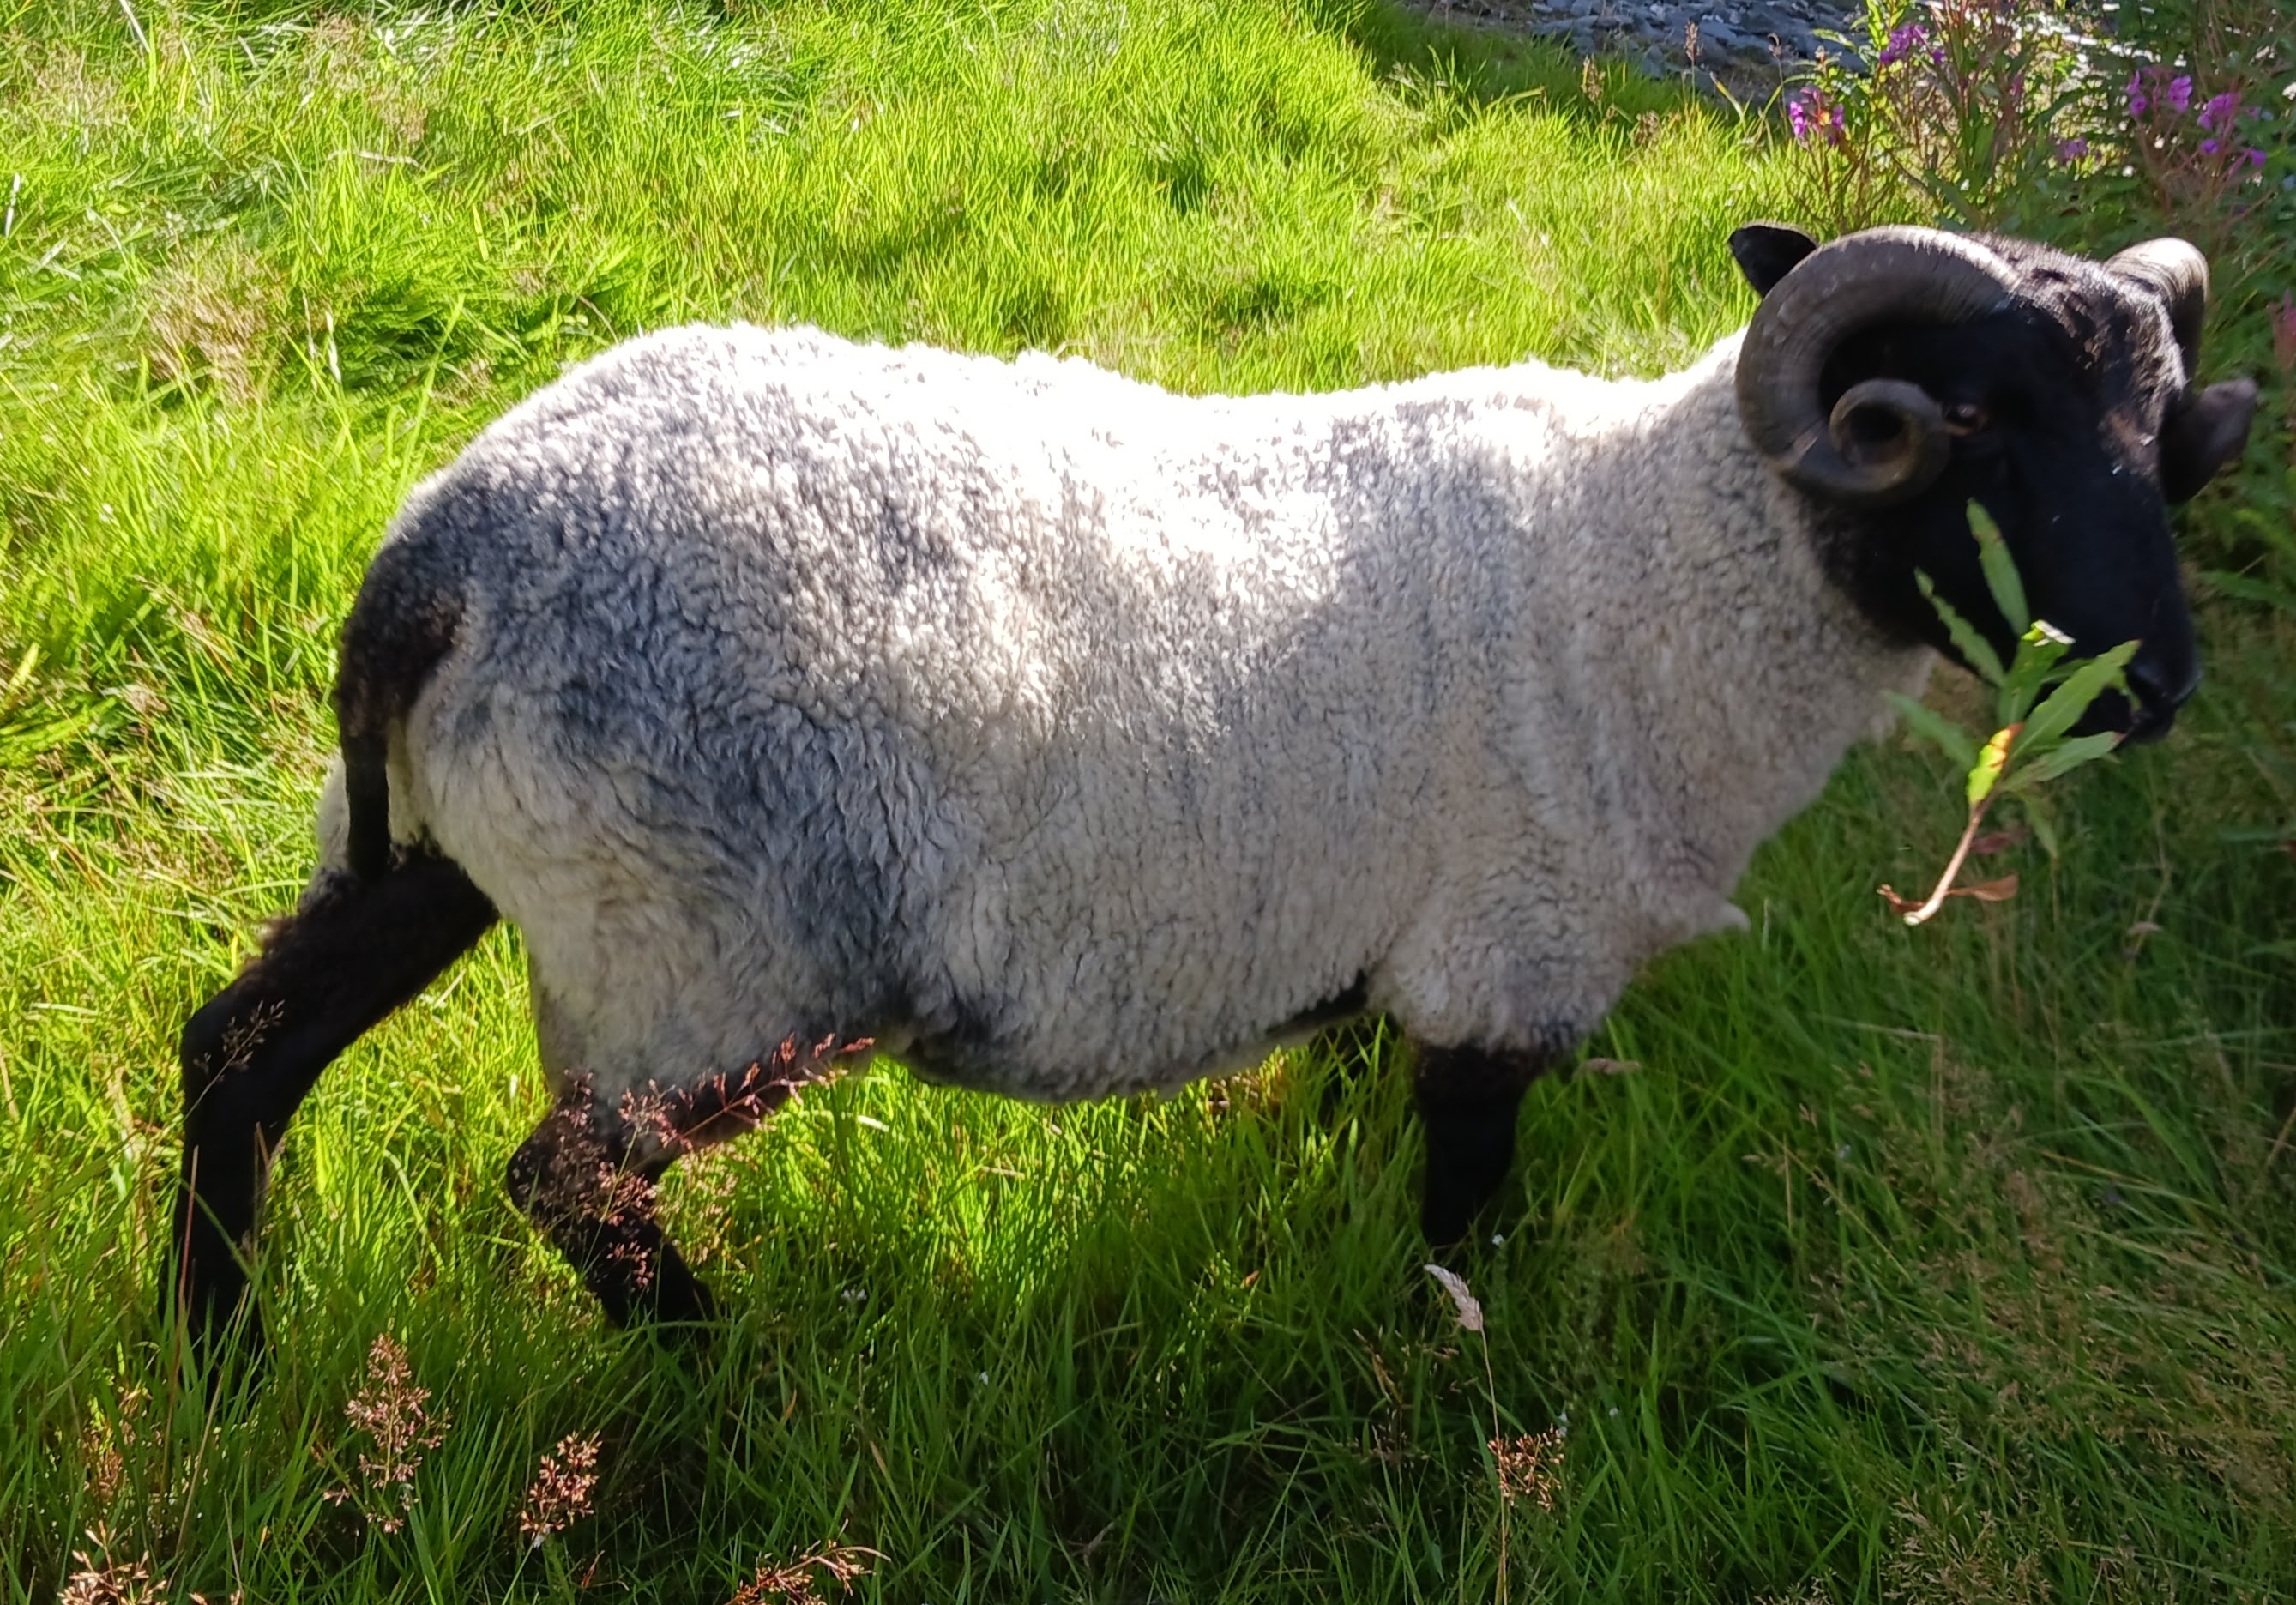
[166, 222, 2256, 1355]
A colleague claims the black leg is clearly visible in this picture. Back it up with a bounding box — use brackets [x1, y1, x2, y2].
[504, 1095, 714, 1331]
[504, 1043, 866, 1333]
[169, 856, 496, 1367]
[1412, 1041, 1550, 1246]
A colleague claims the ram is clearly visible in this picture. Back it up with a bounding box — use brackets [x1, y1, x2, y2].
[168, 224, 2255, 1353]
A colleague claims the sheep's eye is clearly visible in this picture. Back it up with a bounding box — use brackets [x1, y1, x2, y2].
[1943, 401, 1990, 436]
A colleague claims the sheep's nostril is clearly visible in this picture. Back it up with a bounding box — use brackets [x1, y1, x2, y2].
[2118, 655, 2199, 745]
[2124, 656, 2198, 714]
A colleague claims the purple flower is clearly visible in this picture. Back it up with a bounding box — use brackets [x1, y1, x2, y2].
[2199, 91, 2238, 131]
[2130, 67, 2198, 120]
[2055, 137, 2089, 163]
[1877, 22, 1928, 68]
[1785, 87, 1847, 148]
[2200, 138, 2221, 154]
[2249, 147, 2270, 166]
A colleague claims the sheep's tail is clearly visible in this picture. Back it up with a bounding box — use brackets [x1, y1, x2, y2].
[334, 528, 466, 882]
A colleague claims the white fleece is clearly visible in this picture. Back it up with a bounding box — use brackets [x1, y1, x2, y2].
[312, 324, 1927, 1108]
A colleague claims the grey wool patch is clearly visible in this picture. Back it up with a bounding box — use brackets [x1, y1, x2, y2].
[313, 323, 1931, 1112]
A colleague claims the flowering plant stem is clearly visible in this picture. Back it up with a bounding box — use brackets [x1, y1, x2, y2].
[1482, 1330, 1507, 1603]
[1879, 502, 2136, 925]
[1425, 1264, 1521, 1602]
[1890, 776, 2010, 927]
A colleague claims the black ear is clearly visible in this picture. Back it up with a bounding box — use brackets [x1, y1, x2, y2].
[2160, 378, 2257, 503]
[1729, 223, 1822, 297]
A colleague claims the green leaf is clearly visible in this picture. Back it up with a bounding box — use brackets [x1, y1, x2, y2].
[1968, 724, 2016, 808]
[2005, 729, 2122, 792]
[1998, 620, 2071, 725]
[1916, 570, 2006, 685]
[2018, 639, 2138, 753]
[1883, 691, 1980, 769]
[1968, 500, 2030, 633]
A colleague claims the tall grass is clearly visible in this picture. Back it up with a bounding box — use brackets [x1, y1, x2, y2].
[3, 0, 2293, 1600]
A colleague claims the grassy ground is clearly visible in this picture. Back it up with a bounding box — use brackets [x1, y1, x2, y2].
[3, 0, 2295, 1599]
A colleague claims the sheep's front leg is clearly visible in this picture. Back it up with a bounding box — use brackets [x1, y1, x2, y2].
[1412, 1042, 1553, 1246]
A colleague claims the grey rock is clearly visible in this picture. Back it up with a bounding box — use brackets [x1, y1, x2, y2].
[1400, 0, 1867, 71]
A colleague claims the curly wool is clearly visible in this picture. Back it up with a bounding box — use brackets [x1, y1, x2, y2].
[316, 323, 1927, 1108]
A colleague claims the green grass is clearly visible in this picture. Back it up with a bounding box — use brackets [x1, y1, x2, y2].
[4, 0, 2295, 1600]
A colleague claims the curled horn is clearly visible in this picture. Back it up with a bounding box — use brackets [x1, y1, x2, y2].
[1735, 226, 2018, 505]
[2107, 237, 2209, 387]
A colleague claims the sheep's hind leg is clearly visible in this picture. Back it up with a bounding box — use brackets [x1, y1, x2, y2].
[505, 1041, 861, 1332]
[1412, 1041, 1553, 1246]
[170, 855, 497, 1365]
[504, 1094, 714, 1331]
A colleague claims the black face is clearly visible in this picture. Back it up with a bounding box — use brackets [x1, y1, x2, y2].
[1733, 226, 2255, 742]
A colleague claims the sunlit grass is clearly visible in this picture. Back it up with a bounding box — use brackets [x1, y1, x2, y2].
[4, 0, 2295, 1600]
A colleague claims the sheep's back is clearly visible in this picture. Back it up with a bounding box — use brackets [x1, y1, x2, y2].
[383, 325, 1479, 1100]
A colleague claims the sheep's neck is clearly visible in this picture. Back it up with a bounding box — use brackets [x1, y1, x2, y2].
[1518, 344, 1931, 938]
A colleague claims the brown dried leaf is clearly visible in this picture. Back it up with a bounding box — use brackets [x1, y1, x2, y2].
[1952, 873, 2021, 902]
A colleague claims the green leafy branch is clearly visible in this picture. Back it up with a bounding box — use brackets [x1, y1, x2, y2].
[1878, 503, 2137, 926]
